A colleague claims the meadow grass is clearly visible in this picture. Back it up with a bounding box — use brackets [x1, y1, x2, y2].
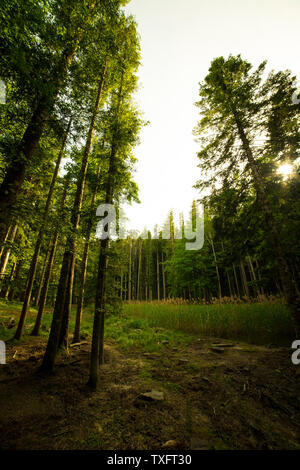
[0, 300, 192, 353]
[0, 299, 294, 349]
[123, 301, 294, 346]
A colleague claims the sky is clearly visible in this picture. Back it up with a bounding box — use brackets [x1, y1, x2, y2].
[122, 0, 300, 233]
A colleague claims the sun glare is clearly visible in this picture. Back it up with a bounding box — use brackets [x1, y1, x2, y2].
[278, 163, 293, 180]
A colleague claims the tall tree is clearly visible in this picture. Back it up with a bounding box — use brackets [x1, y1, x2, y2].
[194, 55, 300, 333]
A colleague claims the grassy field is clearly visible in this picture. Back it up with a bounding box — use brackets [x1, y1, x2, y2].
[0, 299, 294, 348]
[123, 301, 294, 346]
[0, 301, 192, 353]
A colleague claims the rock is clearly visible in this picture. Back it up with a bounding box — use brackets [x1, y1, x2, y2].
[138, 390, 165, 402]
[94, 423, 103, 433]
[162, 440, 185, 449]
[211, 347, 225, 353]
[202, 376, 211, 383]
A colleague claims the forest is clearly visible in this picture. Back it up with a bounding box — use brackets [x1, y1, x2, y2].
[0, 0, 300, 454]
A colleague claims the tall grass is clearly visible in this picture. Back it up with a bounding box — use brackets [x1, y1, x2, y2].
[123, 302, 294, 346]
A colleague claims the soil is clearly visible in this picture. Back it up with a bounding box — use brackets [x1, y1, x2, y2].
[0, 336, 299, 450]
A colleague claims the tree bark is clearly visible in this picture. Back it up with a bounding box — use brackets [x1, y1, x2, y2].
[88, 75, 123, 389]
[14, 119, 71, 340]
[73, 161, 101, 343]
[40, 63, 107, 372]
[31, 230, 59, 336]
[58, 62, 107, 351]
[208, 236, 222, 299]
[1, 261, 16, 300]
[0, 222, 18, 277]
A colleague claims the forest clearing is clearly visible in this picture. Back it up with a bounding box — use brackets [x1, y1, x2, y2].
[0, 0, 300, 456]
[0, 299, 299, 450]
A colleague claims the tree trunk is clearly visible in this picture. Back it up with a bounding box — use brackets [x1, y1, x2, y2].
[162, 251, 166, 300]
[31, 230, 58, 336]
[34, 237, 52, 306]
[136, 240, 142, 301]
[59, 64, 107, 351]
[14, 119, 71, 340]
[0, 223, 11, 260]
[88, 75, 123, 389]
[2, 261, 16, 300]
[240, 260, 249, 297]
[8, 257, 23, 301]
[40, 63, 107, 372]
[73, 161, 101, 343]
[0, 222, 18, 276]
[128, 240, 132, 301]
[247, 255, 260, 298]
[208, 236, 222, 299]
[255, 260, 264, 295]
[233, 264, 240, 298]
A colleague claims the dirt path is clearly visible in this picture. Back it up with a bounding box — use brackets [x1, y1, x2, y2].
[0, 337, 299, 450]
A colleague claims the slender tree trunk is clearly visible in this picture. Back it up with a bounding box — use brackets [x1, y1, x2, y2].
[208, 236, 222, 299]
[32, 178, 69, 337]
[73, 161, 101, 343]
[255, 260, 264, 295]
[8, 257, 23, 301]
[0, 223, 11, 260]
[0, 222, 18, 276]
[14, 119, 71, 340]
[136, 240, 142, 301]
[59, 65, 107, 351]
[162, 251, 166, 300]
[88, 75, 123, 388]
[240, 260, 249, 297]
[2, 261, 16, 300]
[34, 237, 52, 306]
[233, 264, 240, 298]
[128, 240, 132, 301]
[247, 255, 260, 298]
[226, 271, 233, 297]
[40, 64, 107, 372]
[31, 230, 59, 336]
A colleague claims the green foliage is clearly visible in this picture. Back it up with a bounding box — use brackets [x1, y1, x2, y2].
[123, 301, 294, 346]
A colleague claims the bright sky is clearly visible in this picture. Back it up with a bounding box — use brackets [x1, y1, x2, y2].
[123, 0, 300, 233]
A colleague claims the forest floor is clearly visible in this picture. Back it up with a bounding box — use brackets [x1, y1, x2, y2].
[0, 303, 299, 450]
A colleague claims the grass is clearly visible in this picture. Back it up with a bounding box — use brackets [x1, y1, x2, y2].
[123, 301, 294, 346]
[0, 300, 192, 353]
[0, 298, 294, 348]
